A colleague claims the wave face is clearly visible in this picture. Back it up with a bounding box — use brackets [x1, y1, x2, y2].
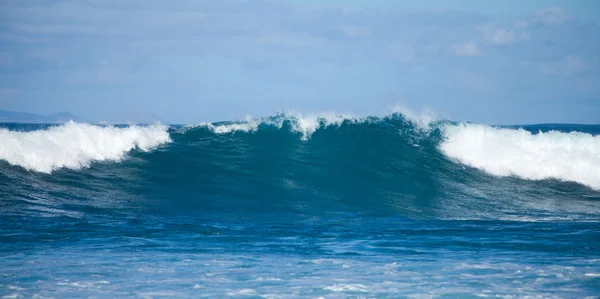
[1, 113, 600, 298]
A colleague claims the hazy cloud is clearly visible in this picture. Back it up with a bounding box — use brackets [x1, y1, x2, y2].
[477, 23, 529, 45]
[535, 7, 573, 25]
[540, 55, 598, 75]
[452, 42, 481, 56]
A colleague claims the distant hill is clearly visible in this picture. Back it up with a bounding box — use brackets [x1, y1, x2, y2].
[0, 109, 81, 123]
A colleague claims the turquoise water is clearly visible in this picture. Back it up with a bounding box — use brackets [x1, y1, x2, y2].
[1, 114, 599, 297]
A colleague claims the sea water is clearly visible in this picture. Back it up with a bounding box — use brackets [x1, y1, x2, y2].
[1, 112, 599, 298]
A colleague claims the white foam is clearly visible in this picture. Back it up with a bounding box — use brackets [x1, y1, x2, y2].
[389, 105, 438, 130]
[194, 111, 358, 140]
[227, 289, 257, 296]
[440, 123, 600, 190]
[285, 112, 357, 140]
[0, 121, 171, 173]
[197, 121, 261, 134]
[189, 106, 438, 140]
[324, 284, 370, 292]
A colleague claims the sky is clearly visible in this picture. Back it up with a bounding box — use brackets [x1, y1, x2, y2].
[0, 0, 599, 124]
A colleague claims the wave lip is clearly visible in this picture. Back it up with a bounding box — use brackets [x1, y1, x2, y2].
[440, 123, 600, 190]
[0, 121, 171, 173]
[189, 108, 437, 140]
[191, 112, 359, 140]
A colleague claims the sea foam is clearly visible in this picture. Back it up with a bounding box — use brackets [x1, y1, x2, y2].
[440, 123, 600, 190]
[193, 107, 435, 140]
[195, 112, 357, 140]
[0, 121, 170, 173]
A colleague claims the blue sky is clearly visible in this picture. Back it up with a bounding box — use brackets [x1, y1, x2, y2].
[0, 0, 599, 124]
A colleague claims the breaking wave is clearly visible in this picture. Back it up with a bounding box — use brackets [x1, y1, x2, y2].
[0, 111, 599, 192]
[0, 121, 170, 173]
[440, 123, 600, 190]
[191, 112, 361, 140]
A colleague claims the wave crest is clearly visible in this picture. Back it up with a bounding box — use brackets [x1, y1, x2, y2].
[191, 112, 358, 140]
[0, 121, 170, 173]
[440, 123, 600, 190]
[189, 109, 435, 140]
[2, 110, 598, 192]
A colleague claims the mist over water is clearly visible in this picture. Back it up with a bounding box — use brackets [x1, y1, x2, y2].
[1, 111, 599, 297]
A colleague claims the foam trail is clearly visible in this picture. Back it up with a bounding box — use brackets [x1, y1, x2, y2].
[0, 121, 171, 173]
[440, 123, 600, 190]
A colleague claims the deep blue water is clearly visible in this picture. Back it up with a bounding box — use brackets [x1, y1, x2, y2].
[1, 114, 599, 298]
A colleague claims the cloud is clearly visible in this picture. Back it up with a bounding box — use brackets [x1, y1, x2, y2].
[341, 26, 371, 38]
[255, 32, 325, 48]
[477, 23, 529, 45]
[475, 7, 576, 47]
[519, 32, 530, 41]
[540, 55, 598, 76]
[485, 28, 516, 44]
[452, 42, 481, 56]
[534, 7, 573, 25]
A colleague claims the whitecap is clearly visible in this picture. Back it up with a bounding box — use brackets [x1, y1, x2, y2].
[0, 121, 171, 173]
[440, 123, 600, 190]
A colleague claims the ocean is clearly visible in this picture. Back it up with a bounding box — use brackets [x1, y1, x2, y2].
[1, 112, 599, 298]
